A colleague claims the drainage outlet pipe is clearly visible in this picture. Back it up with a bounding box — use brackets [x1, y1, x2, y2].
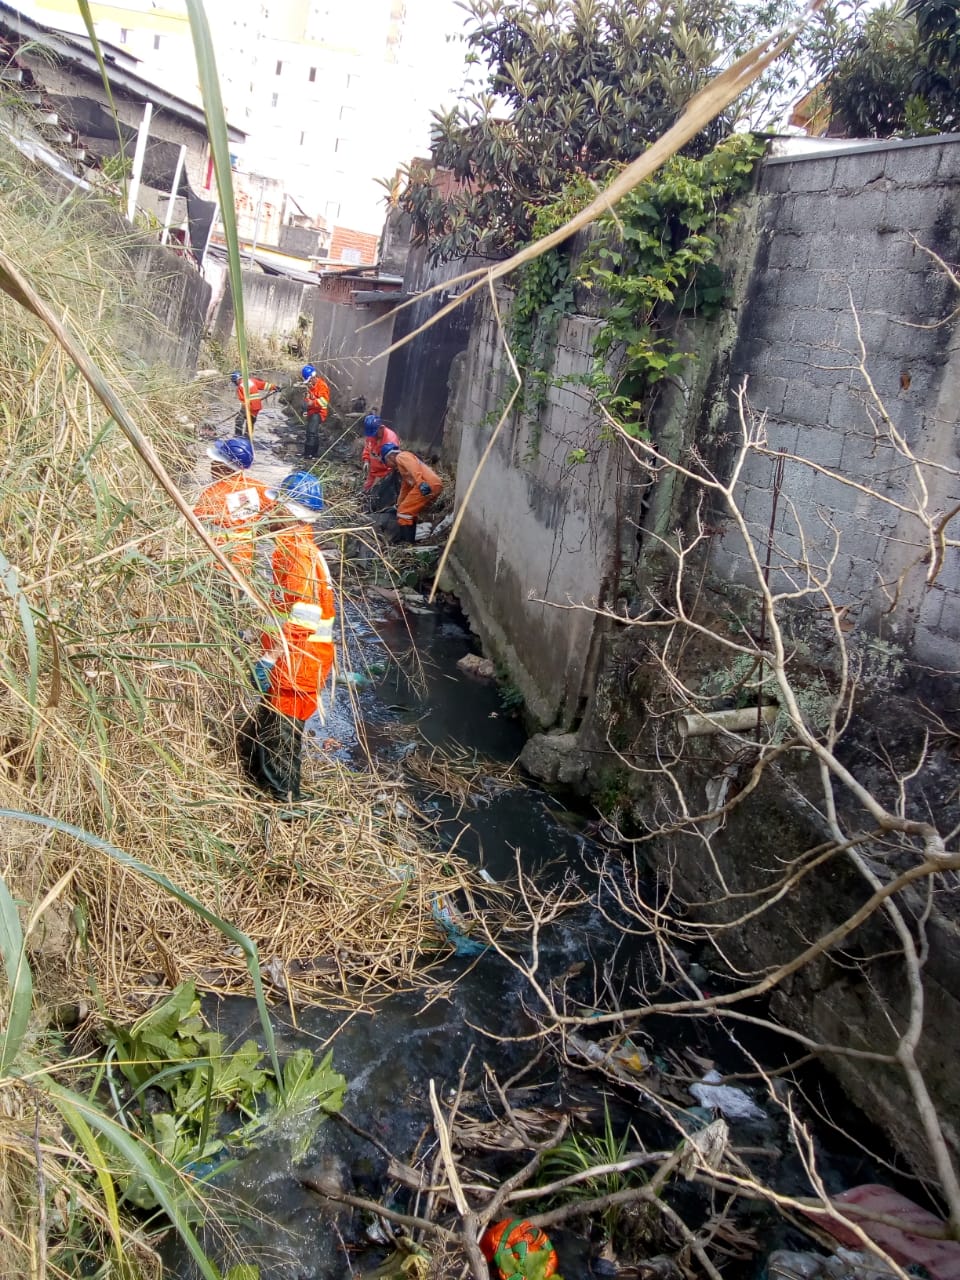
[679, 704, 779, 738]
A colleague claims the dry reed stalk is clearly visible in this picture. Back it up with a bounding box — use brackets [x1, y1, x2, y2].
[0, 139, 502, 1021]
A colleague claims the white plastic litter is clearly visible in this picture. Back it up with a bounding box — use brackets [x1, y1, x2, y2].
[689, 1069, 766, 1122]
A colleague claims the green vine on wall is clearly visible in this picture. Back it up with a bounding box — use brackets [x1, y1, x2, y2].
[508, 174, 596, 436]
[502, 135, 764, 454]
[582, 132, 765, 436]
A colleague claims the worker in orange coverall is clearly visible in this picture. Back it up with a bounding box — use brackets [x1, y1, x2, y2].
[243, 472, 336, 803]
[360, 412, 400, 493]
[231, 370, 278, 435]
[379, 443, 443, 544]
[192, 436, 274, 573]
[300, 363, 331, 459]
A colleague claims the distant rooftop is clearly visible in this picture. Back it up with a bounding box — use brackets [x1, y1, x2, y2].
[0, 0, 245, 142]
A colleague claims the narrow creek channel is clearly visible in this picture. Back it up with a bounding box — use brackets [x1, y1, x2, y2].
[183, 394, 909, 1280]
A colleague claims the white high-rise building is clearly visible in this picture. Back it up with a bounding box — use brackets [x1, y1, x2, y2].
[15, 0, 466, 232]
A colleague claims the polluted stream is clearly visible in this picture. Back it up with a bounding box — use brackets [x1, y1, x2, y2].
[183, 395, 906, 1280]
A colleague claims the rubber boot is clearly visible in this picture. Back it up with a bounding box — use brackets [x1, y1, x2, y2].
[304, 413, 320, 459]
[241, 702, 304, 803]
[391, 520, 416, 545]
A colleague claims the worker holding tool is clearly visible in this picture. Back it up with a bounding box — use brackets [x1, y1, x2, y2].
[379, 443, 443, 544]
[192, 437, 274, 572]
[242, 471, 336, 803]
[360, 413, 400, 492]
[300, 363, 331, 459]
[231, 370, 278, 435]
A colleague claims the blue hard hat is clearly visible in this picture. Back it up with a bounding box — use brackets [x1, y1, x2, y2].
[380, 442, 400, 463]
[301, 363, 317, 381]
[230, 370, 241, 385]
[363, 414, 382, 437]
[268, 470, 324, 519]
[206, 437, 254, 470]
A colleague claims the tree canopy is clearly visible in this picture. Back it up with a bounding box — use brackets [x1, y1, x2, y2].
[393, 0, 785, 263]
[809, 0, 960, 137]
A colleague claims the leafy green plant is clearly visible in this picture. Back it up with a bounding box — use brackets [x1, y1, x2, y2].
[508, 173, 596, 443]
[103, 981, 347, 1197]
[390, 0, 779, 261]
[538, 1101, 642, 1238]
[582, 132, 764, 435]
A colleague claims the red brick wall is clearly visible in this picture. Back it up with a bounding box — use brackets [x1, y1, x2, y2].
[328, 226, 378, 265]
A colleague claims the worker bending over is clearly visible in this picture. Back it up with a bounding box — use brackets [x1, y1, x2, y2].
[380, 443, 443, 544]
[193, 437, 274, 572]
[243, 472, 336, 803]
[360, 413, 400, 492]
[231, 370, 278, 435]
[300, 363, 331, 459]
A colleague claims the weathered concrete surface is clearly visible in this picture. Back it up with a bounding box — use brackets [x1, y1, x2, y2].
[448, 134, 960, 1175]
[307, 293, 396, 411]
[381, 248, 485, 452]
[123, 238, 210, 371]
[711, 136, 960, 667]
[447, 299, 623, 728]
[210, 267, 307, 348]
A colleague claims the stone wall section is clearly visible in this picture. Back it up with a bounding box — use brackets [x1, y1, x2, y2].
[710, 137, 960, 669]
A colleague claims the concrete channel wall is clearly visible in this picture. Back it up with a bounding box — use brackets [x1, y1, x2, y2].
[713, 135, 960, 668]
[449, 134, 960, 717]
[444, 134, 960, 1175]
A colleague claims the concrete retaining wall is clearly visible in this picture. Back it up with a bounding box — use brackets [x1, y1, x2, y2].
[448, 300, 618, 727]
[210, 268, 308, 347]
[306, 295, 396, 411]
[711, 136, 960, 669]
[447, 134, 960, 1173]
[122, 238, 210, 371]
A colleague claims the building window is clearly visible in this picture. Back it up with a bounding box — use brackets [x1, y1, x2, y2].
[308, 66, 316, 82]
[275, 60, 282, 75]
[119, 27, 128, 43]
[271, 92, 279, 107]
[153, 34, 161, 49]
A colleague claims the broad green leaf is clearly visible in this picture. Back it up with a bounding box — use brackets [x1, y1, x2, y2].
[46, 1078, 220, 1280]
[184, 0, 252, 435]
[0, 873, 32, 1074]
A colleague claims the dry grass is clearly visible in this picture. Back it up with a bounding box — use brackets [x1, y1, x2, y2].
[0, 136, 497, 1022]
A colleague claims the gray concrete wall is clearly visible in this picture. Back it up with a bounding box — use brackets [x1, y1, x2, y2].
[306, 294, 396, 412]
[122, 236, 210, 371]
[448, 132, 960, 1179]
[210, 269, 308, 347]
[451, 135, 960, 718]
[449, 297, 622, 728]
[709, 136, 960, 670]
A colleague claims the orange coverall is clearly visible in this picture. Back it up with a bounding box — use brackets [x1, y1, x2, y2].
[192, 473, 274, 571]
[361, 425, 399, 491]
[394, 451, 443, 527]
[264, 525, 336, 708]
[236, 376, 275, 416]
[304, 375, 331, 422]
[268, 616, 335, 719]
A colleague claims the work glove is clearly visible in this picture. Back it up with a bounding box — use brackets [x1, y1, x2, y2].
[252, 657, 275, 694]
[418, 482, 432, 497]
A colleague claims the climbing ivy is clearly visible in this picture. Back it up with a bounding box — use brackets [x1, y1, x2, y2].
[582, 132, 766, 436]
[508, 174, 596, 435]
[503, 136, 764, 454]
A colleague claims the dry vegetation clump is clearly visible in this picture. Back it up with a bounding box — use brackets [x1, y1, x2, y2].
[0, 139, 495, 1019]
